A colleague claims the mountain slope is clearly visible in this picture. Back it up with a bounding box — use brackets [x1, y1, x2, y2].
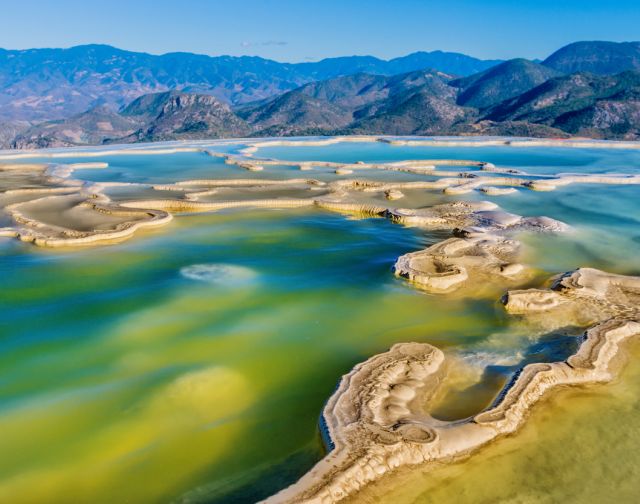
[543, 41, 640, 75]
[452, 59, 562, 109]
[7, 41, 640, 147]
[350, 87, 473, 135]
[240, 70, 458, 134]
[243, 66, 640, 139]
[295, 51, 502, 80]
[0, 120, 30, 149]
[385, 51, 503, 76]
[12, 92, 250, 148]
[0, 45, 308, 121]
[124, 91, 250, 142]
[11, 106, 142, 148]
[293, 73, 391, 107]
[237, 91, 353, 135]
[0, 44, 501, 122]
[483, 71, 640, 139]
[237, 73, 389, 133]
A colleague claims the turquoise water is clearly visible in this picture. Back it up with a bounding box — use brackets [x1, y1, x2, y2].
[260, 142, 640, 174]
[1, 141, 640, 503]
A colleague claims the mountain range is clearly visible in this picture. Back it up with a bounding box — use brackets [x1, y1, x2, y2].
[4, 40, 640, 148]
[0, 44, 501, 122]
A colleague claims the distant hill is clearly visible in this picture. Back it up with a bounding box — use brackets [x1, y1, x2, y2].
[542, 41, 640, 75]
[11, 67, 640, 148]
[452, 59, 562, 109]
[243, 65, 640, 139]
[483, 71, 640, 139]
[0, 44, 502, 122]
[122, 91, 250, 142]
[12, 91, 250, 148]
[5, 41, 640, 147]
[350, 87, 473, 136]
[11, 106, 142, 149]
[237, 90, 354, 135]
[294, 51, 503, 80]
[239, 70, 459, 135]
[346, 71, 471, 135]
[0, 120, 30, 149]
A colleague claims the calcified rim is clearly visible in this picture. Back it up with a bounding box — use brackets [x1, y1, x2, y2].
[264, 267, 640, 503]
[2, 136, 640, 249]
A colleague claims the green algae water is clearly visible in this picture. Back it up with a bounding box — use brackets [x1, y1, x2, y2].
[1, 140, 640, 503]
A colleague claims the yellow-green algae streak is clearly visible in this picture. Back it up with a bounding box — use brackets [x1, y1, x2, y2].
[1, 138, 640, 503]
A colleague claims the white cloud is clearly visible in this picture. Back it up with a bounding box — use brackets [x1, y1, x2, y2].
[240, 40, 288, 48]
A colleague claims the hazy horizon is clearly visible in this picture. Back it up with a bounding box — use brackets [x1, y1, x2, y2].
[1, 0, 639, 62]
[3, 39, 640, 65]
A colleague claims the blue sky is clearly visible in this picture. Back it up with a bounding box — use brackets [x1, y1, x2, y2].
[2, 0, 639, 61]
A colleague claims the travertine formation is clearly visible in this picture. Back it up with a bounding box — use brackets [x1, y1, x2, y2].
[504, 267, 640, 328]
[0, 145, 564, 248]
[394, 234, 526, 293]
[2, 137, 640, 503]
[265, 268, 640, 503]
[388, 201, 567, 294]
[2, 136, 640, 247]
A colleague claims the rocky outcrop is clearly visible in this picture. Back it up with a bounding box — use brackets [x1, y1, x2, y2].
[122, 91, 251, 142]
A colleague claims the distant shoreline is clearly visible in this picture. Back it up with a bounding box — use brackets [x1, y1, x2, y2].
[3, 134, 640, 160]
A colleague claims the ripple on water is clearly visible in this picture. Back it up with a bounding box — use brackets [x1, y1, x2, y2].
[180, 263, 258, 286]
